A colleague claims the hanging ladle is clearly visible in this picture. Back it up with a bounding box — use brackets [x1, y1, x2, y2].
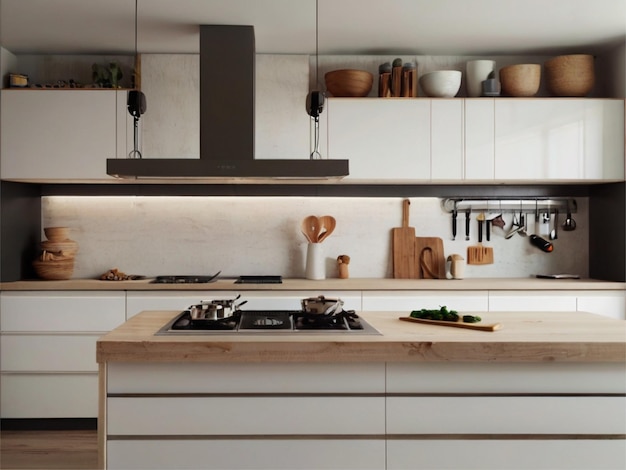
[562, 202, 576, 231]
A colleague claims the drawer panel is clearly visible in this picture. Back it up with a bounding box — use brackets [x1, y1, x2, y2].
[488, 291, 577, 311]
[107, 362, 385, 394]
[1, 373, 98, 418]
[1, 291, 125, 331]
[387, 440, 626, 470]
[108, 439, 386, 470]
[387, 396, 626, 434]
[386, 362, 626, 394]
[108, 396, 385, 435]
[1, 334, 101, 371]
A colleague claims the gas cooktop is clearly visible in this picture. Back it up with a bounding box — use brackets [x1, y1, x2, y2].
[156, 309, 380, 336]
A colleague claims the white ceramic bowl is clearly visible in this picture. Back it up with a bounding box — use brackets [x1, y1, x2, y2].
[419, 70, 462, 98]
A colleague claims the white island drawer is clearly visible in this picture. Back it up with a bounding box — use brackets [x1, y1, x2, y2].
[108, 396, 385, 436]
[108, 439, 386, 470]
[387, 396, 626, 435]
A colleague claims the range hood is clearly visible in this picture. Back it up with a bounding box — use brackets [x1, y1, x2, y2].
[107, 25, 349, 180]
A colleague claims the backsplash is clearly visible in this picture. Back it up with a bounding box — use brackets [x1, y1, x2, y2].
[42, 196, 589, 280]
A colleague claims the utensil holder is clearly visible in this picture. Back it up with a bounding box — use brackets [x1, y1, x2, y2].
[305, 243, 325, 280]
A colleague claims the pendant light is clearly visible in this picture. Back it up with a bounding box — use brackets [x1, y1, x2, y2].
[127, 0, 147, 159]
[306, 0, 324, 159]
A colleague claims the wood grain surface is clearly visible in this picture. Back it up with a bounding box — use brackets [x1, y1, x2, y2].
[97, 310, 626, 364]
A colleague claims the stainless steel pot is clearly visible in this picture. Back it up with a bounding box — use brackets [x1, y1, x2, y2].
[191, 295, 247, 320]
[301, 296, 344, 316]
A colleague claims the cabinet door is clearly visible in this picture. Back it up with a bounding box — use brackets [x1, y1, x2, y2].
[0, 89, 118, 180]
[465, 98, 495, 180]
[576, 291, 626, 320]
[326, 98, 430, 181]
[494, 99, 624, 181]
[488, 291, 577, 311]
[582, 99, 625, 180]
[362, 291, 488, 312]
[0, 291, 126, 331]
[431, 99, 464, 180]
[0, 374, 98, 418]
[495, 99, 586, 180]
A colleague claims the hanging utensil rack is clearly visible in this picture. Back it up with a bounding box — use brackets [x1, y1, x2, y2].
[442, 198, 577, 214]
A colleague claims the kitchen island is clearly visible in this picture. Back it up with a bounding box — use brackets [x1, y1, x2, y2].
[97, 310, 625, 470]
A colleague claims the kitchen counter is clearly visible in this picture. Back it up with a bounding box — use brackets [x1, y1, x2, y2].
[3, 277, 625, 291]
[96, 310, 626, 363]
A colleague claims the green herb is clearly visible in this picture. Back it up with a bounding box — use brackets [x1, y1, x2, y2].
[410, 306, 459, 322]
[462, 315, 482, 323]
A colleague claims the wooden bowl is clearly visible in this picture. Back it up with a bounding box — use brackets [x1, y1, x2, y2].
[499, 64, 541, 97]
[544, 54, 594, 97]
[325, 69, 373, 97]
[44, 226, 70, 241]
[41, 239, 79, 257]
[33, 258, 74, 280]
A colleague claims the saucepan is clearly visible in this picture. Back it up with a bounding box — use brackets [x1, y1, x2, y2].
[301, 295, 344, 316]
[190, 295, 248, 321]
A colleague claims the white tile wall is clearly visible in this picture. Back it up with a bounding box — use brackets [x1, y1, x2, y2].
[42, 196, 589, 280]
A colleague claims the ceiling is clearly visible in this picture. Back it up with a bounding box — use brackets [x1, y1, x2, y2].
[1, 0, 625, 56]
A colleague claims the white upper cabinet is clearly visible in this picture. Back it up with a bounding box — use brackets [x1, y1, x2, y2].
[326, 98, 431, 181]
[0, 89, 130, 180]
[464, 98, 495, 180]
[431, 99, 464, 181]
[494, 99, 624, 181]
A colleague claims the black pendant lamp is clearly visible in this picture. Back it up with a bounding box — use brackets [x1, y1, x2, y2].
[127, 0, 146, 159]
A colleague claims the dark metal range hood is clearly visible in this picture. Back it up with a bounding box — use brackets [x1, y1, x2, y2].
[107, 25, 349, 180]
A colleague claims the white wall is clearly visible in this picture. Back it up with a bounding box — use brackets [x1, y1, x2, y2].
[42, 196, 589, 280]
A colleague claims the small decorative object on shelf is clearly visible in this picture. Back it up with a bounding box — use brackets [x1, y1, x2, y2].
[337, 254, 350, 279]
[9, 73, 28, 87]
[92, 62, 123, 88]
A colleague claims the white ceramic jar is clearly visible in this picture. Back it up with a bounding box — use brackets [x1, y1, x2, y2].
[466, 60, 496, 97]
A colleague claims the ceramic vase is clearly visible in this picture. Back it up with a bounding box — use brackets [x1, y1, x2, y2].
[466, 60, 496, 97]
[305, 243, 324, 280]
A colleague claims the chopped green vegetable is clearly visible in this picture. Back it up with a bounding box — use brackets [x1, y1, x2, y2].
[462, 315, 482, 323]
[410, 306, 459, 322]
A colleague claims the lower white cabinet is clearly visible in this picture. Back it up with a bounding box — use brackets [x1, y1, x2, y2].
[105, 362, 386, 470]
[0, 291, 125, 418]
[108, 440, 386, 470]
[488, 291, 577, 312]
[361, 291, 488, 312]
[576, 290, 626, 320]
[387, 440, 626, 470]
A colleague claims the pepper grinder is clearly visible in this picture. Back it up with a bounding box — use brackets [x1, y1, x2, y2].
[337, 255, 350, 279]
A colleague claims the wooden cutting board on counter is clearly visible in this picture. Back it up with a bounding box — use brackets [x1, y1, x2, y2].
[392, 200, 417, 279]
[415, 237, 446, 279]
[399, 316, 502, 332]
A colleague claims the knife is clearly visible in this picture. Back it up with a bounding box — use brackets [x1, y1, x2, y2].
[451, 209, 457, 240]
[465, 210, 471, 241]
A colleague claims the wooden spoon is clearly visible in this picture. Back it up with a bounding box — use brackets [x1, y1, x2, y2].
[301, 215, 321, 243]
[317, 216, 336, 243]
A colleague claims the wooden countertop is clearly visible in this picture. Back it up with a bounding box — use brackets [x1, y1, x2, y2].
[96, 310, 626, 364]
[3, 277, 624, 291]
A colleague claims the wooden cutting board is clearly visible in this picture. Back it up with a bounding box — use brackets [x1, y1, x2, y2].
[415, 237, 445, 279]
[399, 316, 501, 332]
[392, 199, 417, 279]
